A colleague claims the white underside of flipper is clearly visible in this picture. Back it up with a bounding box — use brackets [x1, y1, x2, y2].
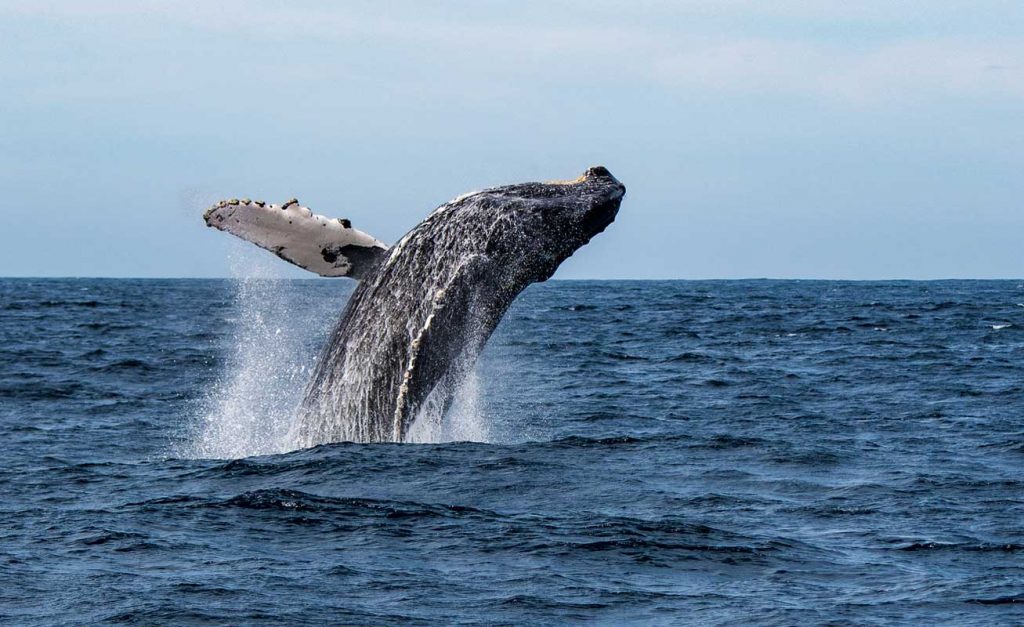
[203, 198, 388, 279]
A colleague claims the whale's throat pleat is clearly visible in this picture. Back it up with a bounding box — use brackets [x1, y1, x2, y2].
[390, 254, 498, 441]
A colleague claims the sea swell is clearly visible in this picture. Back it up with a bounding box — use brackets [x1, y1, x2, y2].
[1, 278, 1022, 624]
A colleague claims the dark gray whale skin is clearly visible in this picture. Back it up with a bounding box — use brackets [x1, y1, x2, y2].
[294, 167, 625, 444]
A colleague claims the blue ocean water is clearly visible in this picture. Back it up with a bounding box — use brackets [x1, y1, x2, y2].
[1, 277, 1022, 625]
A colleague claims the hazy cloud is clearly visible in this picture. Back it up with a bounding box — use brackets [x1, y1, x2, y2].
[5, 1, 1022, 104]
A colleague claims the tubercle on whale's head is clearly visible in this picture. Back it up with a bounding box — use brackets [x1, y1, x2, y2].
[471, 166, 625, 285]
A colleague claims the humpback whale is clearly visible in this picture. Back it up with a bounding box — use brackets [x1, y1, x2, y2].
[203, 167, 625, 444]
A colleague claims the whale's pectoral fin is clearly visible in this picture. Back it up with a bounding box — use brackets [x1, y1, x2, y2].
[203, 198, 389, 279]
[392, 254, 502, 441]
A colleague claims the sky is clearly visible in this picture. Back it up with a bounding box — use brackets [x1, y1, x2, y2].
[1, 1, 1022, 279]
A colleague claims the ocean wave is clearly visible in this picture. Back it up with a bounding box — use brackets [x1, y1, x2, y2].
[88, 359, 158, 374]
[896, 541, 1024, 552]
[221, 488, 500, 520]
[5, 278, 1024, 623]
[965, 596, 1023, 605]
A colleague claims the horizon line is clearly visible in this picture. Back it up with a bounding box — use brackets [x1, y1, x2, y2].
[2, 275, 1022, 282]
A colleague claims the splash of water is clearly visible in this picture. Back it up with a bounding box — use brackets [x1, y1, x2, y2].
[185, 245, 493, 458]
[406, 369, 490, 444]
[186, 248, 315, 458]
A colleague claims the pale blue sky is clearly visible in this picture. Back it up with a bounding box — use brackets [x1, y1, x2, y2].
[2, 1, 1022, 279]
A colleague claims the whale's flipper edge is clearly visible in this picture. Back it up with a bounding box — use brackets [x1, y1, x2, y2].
[203, 199, 389, 279]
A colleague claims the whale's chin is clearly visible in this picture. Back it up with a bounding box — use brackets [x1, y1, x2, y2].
[582, 200, 621, 240]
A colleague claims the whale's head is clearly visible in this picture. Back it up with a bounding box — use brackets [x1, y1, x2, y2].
[461, 166, 625, 285]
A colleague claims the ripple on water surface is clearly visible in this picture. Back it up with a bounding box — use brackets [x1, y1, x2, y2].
[0, 278, 1023, 624]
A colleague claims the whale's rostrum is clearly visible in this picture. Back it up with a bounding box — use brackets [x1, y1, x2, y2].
[203, 167, 625, 444]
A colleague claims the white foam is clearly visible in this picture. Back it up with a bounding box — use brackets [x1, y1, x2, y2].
[991, 324, 1012, 330]
[405, 369, 491, 444]
[183, 246, 312, 459]
[440, 369, 491, 443]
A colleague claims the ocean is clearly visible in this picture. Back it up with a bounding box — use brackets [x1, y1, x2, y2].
[1, 277, 1022, 625]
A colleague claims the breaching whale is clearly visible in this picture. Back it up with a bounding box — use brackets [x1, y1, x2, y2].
[203, 167, 625, 444]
